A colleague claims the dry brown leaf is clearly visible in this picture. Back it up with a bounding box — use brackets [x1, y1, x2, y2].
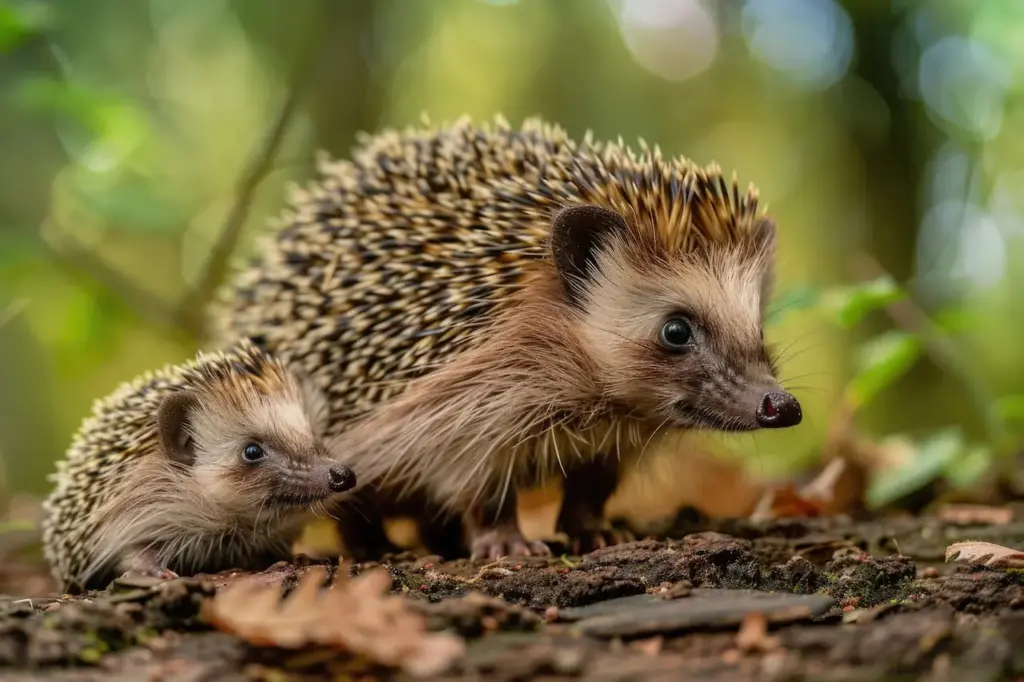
[203, 566, 465, 677]
[937, 504, 1013, 526]
[749, 458, 863, 521]
[750, 484, 827, 521]
[944, 541, 1024, 568]
[735, 612, 779, 653]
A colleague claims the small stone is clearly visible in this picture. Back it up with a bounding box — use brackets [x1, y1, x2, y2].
[562, 588, 835, 639]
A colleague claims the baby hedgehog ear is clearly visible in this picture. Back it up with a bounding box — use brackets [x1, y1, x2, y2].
[157, 391, 200, 466]
[550, 204, 629, 306]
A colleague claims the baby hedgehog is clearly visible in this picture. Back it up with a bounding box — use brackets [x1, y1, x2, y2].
[41, 340, 356, 592]
[212, 115, 802, 560]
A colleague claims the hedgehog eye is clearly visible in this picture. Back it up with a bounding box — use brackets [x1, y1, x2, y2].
[659, 318, 693, 351]
[243, 443, 265, 463]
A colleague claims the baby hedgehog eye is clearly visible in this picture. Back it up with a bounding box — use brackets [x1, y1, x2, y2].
[243, 443, 265, 463]
[659, 317, 693, 351]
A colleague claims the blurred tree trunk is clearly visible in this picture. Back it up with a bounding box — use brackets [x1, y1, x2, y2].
[839, 2, 980, 438]
[841, 1, 925, 282]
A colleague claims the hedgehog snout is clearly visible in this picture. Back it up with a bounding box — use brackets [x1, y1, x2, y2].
[755, 390, 802, 428]
[328, 464, 356, 492]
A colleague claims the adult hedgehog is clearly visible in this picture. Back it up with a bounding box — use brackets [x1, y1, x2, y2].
[212, 115, 802, 560]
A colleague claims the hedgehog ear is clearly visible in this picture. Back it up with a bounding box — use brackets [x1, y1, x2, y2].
[550, 204, 630, 305]
[157, 391, 199, 466]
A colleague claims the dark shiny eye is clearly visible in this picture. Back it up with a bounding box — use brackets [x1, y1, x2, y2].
[243, 443, 265, 463]
[659, 317, 693, 351]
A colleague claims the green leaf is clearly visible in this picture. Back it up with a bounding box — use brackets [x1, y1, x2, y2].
[845, 330, 922, 408]
[994, 395, 1024, 423]
[0, 2, 54, 52]
[932, 307, 980, 335]
[945, 444, 993, 490]
[70, 175, 186, 235]
[14, 76, 113, 136]
[821, 275, 905, 328]
[765, 285, 821, 326]
[14, 77, 148, 152]
[972, 3, 1024, 82]
[866, 428, 964, 508]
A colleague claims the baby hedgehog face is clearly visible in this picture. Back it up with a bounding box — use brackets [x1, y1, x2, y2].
[157, 360, 357, 510]
[554, 204, 801, 433]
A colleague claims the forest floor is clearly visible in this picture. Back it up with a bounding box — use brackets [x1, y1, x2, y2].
[2, 511, 1024, 681]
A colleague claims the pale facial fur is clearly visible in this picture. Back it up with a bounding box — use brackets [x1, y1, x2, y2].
[185, 381, 340, 508]
[81, 371, 353, 586]
[577, 236, 782, 431]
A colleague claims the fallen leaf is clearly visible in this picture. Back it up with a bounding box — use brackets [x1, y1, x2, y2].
[749, 458, 864, 521]
[749, 484, 826, 521]
[735, 612, 779, 653]
[203, 566, 465, 677]
[937, 504, 1013, 526]
[944, 541, 1024, 568]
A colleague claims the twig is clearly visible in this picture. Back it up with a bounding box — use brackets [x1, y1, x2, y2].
[178, 9, 327, 338]
[850, 251, 1003, 444]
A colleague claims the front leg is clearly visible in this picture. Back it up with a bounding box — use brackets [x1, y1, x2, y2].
[333, 489, 401, 562]
[556, 457, 634, 554]
[464, 488, 551, 561]
[117, 545, 179, 582]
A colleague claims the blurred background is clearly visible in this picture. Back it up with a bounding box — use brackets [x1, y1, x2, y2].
[3, 0, 1024, 586]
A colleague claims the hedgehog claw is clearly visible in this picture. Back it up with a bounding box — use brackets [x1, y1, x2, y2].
[568, 526, 635, 555]
[119, 548, 179, 583]
[116, 567, 180, 586]
[470, 527, 552, 561]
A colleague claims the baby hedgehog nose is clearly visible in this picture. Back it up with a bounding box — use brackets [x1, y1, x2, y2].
[756, 391, 802, 428]
[328, 465, 356, 493]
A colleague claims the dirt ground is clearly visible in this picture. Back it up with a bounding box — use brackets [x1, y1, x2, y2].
[2, 511, 1024, 682]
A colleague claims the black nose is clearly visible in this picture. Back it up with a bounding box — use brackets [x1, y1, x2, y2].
[756, 391, 802, 428]
[328, 465, 356, 492]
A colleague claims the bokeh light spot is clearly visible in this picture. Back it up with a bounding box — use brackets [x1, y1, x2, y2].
[741, 0, 854, 90]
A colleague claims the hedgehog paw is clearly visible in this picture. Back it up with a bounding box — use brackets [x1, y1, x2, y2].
[565, 524, 635, 555]
[118, 548, 179, 583]
[118, 566, 180, 582]
[470, 526, 552, 561]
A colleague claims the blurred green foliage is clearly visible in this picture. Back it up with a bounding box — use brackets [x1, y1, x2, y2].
[2, 0, 1024, 514]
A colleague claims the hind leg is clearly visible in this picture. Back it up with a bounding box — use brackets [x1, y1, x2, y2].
[556, 457, 634, 554]
[417, 510, 466, 560]
[464, 488, 551, 561]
